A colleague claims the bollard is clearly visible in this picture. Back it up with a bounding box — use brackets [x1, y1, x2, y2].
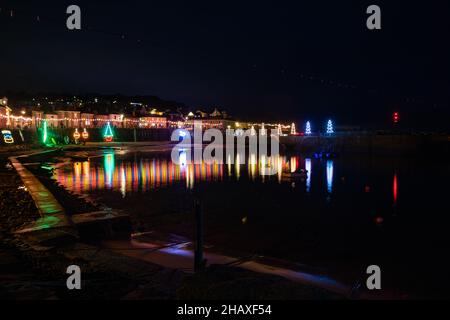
[194, 199, 205, 272]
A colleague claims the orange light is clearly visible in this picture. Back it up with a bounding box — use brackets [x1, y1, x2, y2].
[73, 128, 81, 140]
[82, 128, 89, 140]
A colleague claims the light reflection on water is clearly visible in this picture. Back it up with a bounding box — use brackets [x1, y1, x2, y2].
[55, 151, 340, 197]
[51, 150, 450, 296]
[53, 150, 402, 206]
[327, 160, 334, 194]
[305, 158, 312, 193]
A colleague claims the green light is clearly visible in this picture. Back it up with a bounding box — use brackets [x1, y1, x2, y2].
[103, 122, 114, 142]
[42, 120, 48, 144]
[104, 151, 115, 187]
[34, 215, 61, 231]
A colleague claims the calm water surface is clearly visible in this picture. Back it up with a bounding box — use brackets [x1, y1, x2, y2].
[53, 149, 450, 297]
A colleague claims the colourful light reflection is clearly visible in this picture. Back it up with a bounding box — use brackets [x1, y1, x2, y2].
[290, 156, 298, 173]
[235, 153, 241, 180]
[326, 160, 334, 194]
[305, 158, 312, 193]
[393, 172, 398, 206]
[55, 153, 308, 194]
[104, 152, 115, 189]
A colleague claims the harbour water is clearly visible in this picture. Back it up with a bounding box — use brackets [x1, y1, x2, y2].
[52, 148, 450, 297]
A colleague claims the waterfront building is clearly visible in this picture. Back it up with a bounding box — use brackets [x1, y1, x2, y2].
[31, 111, 44, 128]
[139, 116, 168, 128]
[0, 106, 8, 128]
[109, 114, 124, 128]
[56, 110, 81, 128]
[81, 113, 95, 128]
[44, 114, 59, 128]
[93, 115, 110, 128]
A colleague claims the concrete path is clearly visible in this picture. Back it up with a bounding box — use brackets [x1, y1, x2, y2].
[102, 237, 353, 298]
[9, 156, 65, 217]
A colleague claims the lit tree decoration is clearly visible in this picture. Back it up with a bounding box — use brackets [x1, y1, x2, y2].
[277, 124, 283, 136]
[250, 125, 256, 136]
[103, 121, 114, 142]
[260, 123, 266, 136]
[290, 123, 297, 135]
[326, 119, 334, 135]
[305, 121, 312, 135]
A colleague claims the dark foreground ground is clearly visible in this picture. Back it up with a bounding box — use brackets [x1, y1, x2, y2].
[0, 145, 341, 300]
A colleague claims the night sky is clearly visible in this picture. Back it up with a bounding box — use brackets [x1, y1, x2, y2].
[1, 1, 449, 128]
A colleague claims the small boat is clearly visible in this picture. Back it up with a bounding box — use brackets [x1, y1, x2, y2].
[70, 153, 90, 162]
[282, 169, 308, 180]
[314, 152, 338, 159]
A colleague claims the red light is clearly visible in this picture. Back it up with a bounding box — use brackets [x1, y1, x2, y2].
[393, 173, 398, 205]
[375, 217, 384, 225]
[393, 112, 400, 124]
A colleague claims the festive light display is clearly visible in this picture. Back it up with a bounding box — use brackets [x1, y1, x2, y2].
[277, 124, 283, 136]
[260, 123, 266, 136]
[305, 121, 312, 135]
[326, 119, 334, 135]
[290, 123, 297, 135]
[103, 122, 114, 142]
[327, 160, 334, 193]
[1, 130, 14, 144]
[393, 112, 400, 124]
[73, 128, 81, 140]
[393, 173, 398, 206]
[82, 128, 89, 140]
[42, 120, 48, 144]
[55, 153, 304, 194]
[305, 158, 312, 193]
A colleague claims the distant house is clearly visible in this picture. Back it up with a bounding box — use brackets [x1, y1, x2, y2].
[210, 108, 223, 118]
[0, 106, 7, 128]
[109, 114, 123, 128]
[44, 114, 59, 128]
[56, 110, 80, 128]
[166, 113, 185, 129]
[139, 116, 167, 128]
[184, 118, 234, 130]
[81, 113, 95, 128]
[94, 115, 109, 128]
[0, 98, 11, 128]
[31, 111, 44, 128]
[149, 108, 164, 116]
[195, 110, 209, 118]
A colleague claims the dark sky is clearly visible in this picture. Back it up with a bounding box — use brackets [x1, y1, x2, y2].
[1, 0, 449, 128]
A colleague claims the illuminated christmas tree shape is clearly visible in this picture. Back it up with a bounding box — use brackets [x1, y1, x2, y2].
[326, 119, 334, 134]
[103, 122, 114, 142]
[290, 123, 297, 135]
[277, 124, 282, 136]
[305, 121, 312, 135]
[260, 123, 266, 136]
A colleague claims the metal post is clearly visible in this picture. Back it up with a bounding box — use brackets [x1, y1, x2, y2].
[194, 199, 204, 272]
